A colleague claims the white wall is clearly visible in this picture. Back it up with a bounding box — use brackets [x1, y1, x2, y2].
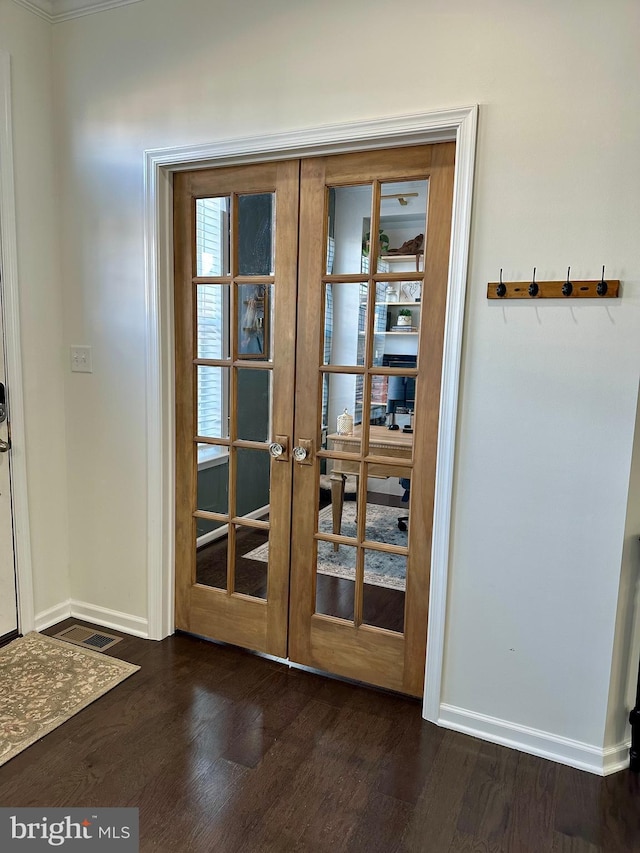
[0, 0, 70, 615]
[48, 0, 640, 760]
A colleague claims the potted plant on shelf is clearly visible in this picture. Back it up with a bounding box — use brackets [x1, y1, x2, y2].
[396, 308, 413, 327]
[362, 229, 390, 256]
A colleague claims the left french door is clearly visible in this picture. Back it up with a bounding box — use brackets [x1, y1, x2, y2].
[173, 160, 300, 656]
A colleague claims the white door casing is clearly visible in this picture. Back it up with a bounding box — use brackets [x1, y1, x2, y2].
[143, 106, 478, 721]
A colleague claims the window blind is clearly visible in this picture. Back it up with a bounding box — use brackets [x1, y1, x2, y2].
[195, 198, 228, 461]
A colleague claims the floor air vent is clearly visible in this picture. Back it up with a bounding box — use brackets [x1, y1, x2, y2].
[52, 625, 123, 652]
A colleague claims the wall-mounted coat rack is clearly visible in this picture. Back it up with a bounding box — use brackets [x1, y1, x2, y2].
[488, 267, 619, 300]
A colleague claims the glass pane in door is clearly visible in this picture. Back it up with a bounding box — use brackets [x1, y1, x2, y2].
[236, 369, 271, 442]
[322, 282, 368, 367]
[196, 530, 228, 591]
[329, 185, 373, 275]
[377, 179, 428, 273]
[362, 550, 406, 633]
[364, 484, 410, 545]
[237, 193, 274, 275]
[234, 524, 268, 600]
[375, 282, 421, 355]
[367, 375, 416, 450]
[235, 448, 271, 519]
[197, 366, 229, 439]
[317, 475, 358, 541]
[321, 373, 363, 453]
[196, 197, 230, 276]
[196, 285, 230, 359]
[197, 443, 229, 515]
[237, 284, 273, 361]
[315, 540, 356, 621]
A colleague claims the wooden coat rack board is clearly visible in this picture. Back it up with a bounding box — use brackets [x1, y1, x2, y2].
[487, 268, 619, 300]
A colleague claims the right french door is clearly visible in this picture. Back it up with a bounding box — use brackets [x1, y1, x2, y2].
[174, 142, 455, 697]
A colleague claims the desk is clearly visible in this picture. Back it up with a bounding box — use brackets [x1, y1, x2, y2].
[327, 426, 412, 547]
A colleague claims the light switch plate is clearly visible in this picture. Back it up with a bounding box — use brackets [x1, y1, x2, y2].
[70, 345, 92, 373]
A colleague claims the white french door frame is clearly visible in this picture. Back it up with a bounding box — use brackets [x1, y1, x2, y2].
[144, 106, 478, 721]
[0, 50, 35, 635]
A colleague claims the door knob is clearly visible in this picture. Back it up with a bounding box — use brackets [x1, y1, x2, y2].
[293, 439, 313, 465]
[0, 438, 9, 453]
[269, 435, 289, 461]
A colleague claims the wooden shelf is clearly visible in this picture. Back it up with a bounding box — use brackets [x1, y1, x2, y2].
[381, 253, 423, 262]
[374, 301, 421, 307]
[359, 331, 418, 336]
[379, 252, 423, 272]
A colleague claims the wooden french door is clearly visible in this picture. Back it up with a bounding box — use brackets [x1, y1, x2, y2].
[174, 143, 455, 696]
[174, 160, 299, 656]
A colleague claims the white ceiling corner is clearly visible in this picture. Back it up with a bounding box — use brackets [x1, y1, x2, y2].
[12, 0, 144, 24]
[11, 0, 53, 24]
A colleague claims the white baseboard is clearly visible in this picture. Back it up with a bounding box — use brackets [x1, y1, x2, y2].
[35, 599, 149, 639]
[70, 600, 149, 638]
[34, 600, 72, 631]
[602, 740, 632, 775]
[196, 527, 227, 548]
[438, 703, 630, 776]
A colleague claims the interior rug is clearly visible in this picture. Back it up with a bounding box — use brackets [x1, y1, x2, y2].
[0, 632, 139, 767]
[244, 502, 407, 591]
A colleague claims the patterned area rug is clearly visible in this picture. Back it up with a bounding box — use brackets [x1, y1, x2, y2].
[0, 632, 139, 767]
[244, 502, 408, 591]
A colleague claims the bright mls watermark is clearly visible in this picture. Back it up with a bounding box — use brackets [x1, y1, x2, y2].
[0, 809, 138, 851]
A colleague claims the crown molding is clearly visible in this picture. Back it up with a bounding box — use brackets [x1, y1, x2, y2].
[11, 0, 52, 24]
[11, 0, 144, 24]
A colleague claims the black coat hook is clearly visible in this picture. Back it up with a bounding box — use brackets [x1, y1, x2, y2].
[529, 267, 539, 297]
[496, 268, 507, 297]
[562, 266, 573, 297]
[597, 265, 608, 296]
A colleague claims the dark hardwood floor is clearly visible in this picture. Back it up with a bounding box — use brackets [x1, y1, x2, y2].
[0, 620, 638, 851]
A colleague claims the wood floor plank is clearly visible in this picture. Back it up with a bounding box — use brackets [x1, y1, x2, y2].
[374, 705, 445, 805]
[445, 840, 504, 853]
[506, 751, 557, 852]
[453, 739, 519, 850]
[399, 730, 483, 851]
[551, 832, 601, 852]
[345, 791, 413, 853]
[193, 700, 343, 852]
[554, 762, 605, 848]
[597, 770, 640, 851]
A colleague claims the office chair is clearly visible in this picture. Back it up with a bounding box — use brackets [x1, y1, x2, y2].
[386, 375, 407, 431]
[385, 374, 414, 531]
